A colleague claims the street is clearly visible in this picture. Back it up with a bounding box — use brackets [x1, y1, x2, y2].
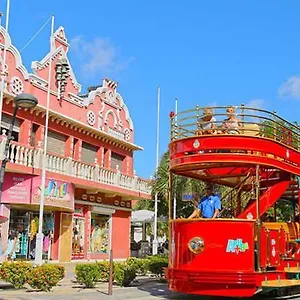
[1, 279, 300, 300]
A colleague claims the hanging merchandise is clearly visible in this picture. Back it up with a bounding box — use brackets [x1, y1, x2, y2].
[90, 214, 109, 254]
[30, 217, 38, 240]
[43, 214, 54, 232]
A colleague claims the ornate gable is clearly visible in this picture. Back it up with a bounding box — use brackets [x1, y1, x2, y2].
[31, 26, 82, 94]
[84, 78, 134, 143]
[0, 27, 30, 97]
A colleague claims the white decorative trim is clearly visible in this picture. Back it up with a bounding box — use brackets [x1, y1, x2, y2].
[116, 94, 133, 130]
[9, 76, 24, 95]
[83, 85, 134, 131]
[68, 92, 84, 107]
[0, 26, 29, 80]
[99, 99, 105, 117]
[35, 103, 143, 150]
[104, 109, 118, 128]
[124, 128, 130, 141]
[87, 110, 96, 126]
[29, 74, 48, 88]
[53, 26, 69, 48]
[31, 45, 82, 92]
[116, 107, 123, 128]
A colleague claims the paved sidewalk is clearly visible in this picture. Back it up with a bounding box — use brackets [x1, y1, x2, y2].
[0, 277, 205, 300]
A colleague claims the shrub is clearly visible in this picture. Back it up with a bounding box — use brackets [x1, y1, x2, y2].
[147, 256, 168, 278]
[0, 261, 32, 289]
[126, 257, 149, 275]
[53, 265, 65, 281]
[27, 264, 65, 291]
[114, 262, 136, 287]
[96, 261, 110, 281]
[75, 264, 99, 288]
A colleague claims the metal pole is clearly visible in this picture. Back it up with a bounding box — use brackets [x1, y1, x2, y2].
[255, 164, 261, 272]
[153, 86, 160, 255]
[35, 16, 54, 265]
[0, 0, 11, 128]
[0, 104, 18, 202]
[173, 98, 178, 219]
[108, 215, 113, 295]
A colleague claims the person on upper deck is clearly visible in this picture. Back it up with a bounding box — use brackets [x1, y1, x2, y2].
[188, 183, 221, 219]
[197, 107, 217, 135]
[222, 106, 240, 134]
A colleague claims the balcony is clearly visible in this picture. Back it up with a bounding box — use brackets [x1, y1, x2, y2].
[0, 136, 151, 198]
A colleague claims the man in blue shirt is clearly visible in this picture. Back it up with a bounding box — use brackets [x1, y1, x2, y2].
[188, 184, 221, 219]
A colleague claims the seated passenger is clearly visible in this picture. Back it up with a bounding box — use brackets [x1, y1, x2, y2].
[188, 184, 221, 219]
[222, 106, 240, 134]
[197, 107, 216, 135]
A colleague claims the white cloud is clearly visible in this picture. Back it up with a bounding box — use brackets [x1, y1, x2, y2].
[70, 36, 133, 77]
[278, 76, 300, 100]
[245, 99, 264, 109]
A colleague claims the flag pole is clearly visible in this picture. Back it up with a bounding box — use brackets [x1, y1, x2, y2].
[153, 86, 160, 255]
[0, 0, 11, 129]
[35, 15, 54, 265]
[173, 98, 178, 219]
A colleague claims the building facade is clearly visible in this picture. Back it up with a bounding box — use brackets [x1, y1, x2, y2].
[0, 26, 151, 262]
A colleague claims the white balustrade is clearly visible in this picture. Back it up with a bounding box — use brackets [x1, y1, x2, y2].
[2, 141, 151, 195]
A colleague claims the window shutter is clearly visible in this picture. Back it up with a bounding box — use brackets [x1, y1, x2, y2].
[111, 152, 124, 172]
[81, 142, 98, 164]
[47, 131, 66, 156]
[1, 113, 20, 132]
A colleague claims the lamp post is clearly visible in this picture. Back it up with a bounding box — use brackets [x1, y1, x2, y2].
[0, 93, 38, 202]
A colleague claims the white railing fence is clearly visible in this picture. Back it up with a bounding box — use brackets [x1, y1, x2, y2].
[0, 136, 151, 195]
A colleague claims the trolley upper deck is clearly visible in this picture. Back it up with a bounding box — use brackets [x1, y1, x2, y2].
[169, 105, 300, 188]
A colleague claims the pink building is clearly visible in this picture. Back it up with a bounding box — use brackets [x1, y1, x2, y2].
[0, 25, 151, 262]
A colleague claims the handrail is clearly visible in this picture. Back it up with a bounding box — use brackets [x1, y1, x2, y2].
[170, 105, 300, 152]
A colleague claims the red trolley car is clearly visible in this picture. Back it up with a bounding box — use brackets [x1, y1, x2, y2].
[166, 105, 300, 298]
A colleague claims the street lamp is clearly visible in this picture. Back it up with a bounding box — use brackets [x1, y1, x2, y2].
[0, 93, 38, 202]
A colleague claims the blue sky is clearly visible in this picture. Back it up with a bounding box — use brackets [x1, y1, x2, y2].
[1, 1, 300, 179]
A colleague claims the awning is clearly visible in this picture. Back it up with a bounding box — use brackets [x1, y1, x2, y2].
[131, 210, 154, 223]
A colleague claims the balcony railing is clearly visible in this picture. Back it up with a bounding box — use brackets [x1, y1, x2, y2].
[170, 105, 300, 152]
[0, 139, 151, 195]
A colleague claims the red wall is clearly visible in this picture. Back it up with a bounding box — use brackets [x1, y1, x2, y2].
[112, 210, 131, 258]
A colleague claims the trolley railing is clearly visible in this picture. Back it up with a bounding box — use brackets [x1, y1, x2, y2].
[170, 105, 300, 151]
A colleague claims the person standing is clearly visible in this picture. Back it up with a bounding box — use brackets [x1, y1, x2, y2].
[188, 184, 221, 219]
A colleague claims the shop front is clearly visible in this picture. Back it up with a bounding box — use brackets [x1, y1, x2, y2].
[72, 206, 86, 259]
[8, 209, 54, 260]
[1, 173, 74, 262]
[90, 212, 110, 256]
[72, 201, 115, 261]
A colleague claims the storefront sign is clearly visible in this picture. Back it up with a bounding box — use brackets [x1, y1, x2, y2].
[2, 173, 34, 204]
[31, 177, 74, 211]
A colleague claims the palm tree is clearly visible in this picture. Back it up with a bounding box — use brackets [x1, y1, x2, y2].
[135, 151, 206, 218]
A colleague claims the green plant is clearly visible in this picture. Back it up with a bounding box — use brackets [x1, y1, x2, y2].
[96, 261, 110, 281]
[0, 261, 32, 289]
[126, 257, 149, 275]
[75, 264, 99, 288]
[55, 265, 66, 281]
[26, 264, 64, 291]
[114, 262, 136, 287]
[147, 256, 168, 278]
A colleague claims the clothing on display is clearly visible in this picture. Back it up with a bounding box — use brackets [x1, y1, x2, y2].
[90, 214, 109, 254]
[72, 217, 85, 259]
[9, 210, 54, 260]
